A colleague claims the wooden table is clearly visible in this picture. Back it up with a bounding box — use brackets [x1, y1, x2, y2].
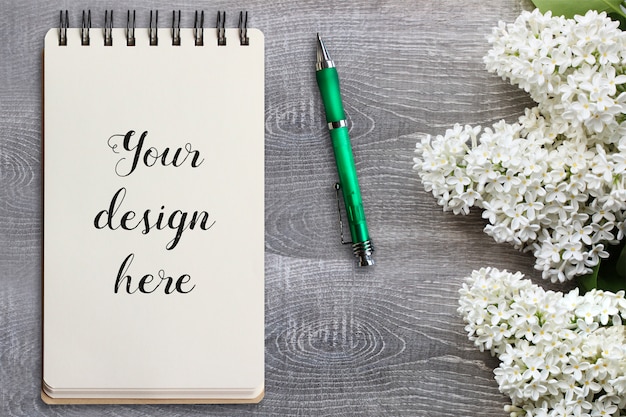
[1, 0, 559, 415]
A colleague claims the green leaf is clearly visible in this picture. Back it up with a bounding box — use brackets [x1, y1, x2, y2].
[608, 11, 626, 29]
[531, 0, 626, 19]
[578, 262, 599, 293]
[596, 273, 626, 293]
[578, 240, 626, 293]
[615, 240, 626, 277]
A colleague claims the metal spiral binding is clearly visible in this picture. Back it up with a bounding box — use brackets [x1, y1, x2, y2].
[172, 10, 181, 46]
[59, 10, 68, 46]
[216, 11, 226, 46]
[126, 10, 135, 46]
[81, 10, 91, 46]
[239, 11, 249, 46]
[149, 10, 158, 46]
[194, 11, 204, 46]
[104, 10, 113, 46]
[57, 10, 250, 46]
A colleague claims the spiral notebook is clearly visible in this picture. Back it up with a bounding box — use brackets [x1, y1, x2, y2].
[42, 11, 264, 404]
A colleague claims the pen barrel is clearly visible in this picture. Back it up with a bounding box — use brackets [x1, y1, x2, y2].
[316, 68, 346, 122]
[316, 64, 372, 259]
[329, 127, 371, 244]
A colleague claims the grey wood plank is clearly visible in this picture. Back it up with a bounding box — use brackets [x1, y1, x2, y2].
[0, 0, 564, 416]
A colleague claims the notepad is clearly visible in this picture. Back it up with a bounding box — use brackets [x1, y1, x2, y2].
[42, 12, 264, 404]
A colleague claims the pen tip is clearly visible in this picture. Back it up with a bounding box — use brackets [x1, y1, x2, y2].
[316, 33, 332, 65]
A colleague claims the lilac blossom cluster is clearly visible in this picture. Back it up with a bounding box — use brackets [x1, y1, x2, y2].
[460, 267, 626, 417]
[414, 10, 626, 282]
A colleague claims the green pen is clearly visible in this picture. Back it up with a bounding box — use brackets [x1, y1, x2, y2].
[315, 34, 374, 266]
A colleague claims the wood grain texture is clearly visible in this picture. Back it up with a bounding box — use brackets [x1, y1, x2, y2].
[0, 0, 569, 416]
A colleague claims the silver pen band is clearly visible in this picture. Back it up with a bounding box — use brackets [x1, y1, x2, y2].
[328, 119, 348, 130]
[315, 60, 335, 71]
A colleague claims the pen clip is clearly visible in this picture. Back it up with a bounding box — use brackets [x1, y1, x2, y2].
[334, 183, 353, 245]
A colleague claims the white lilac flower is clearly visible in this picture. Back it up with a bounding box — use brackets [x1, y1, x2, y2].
[414, 10, 626, 282]
[459, 267, 626, 417]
